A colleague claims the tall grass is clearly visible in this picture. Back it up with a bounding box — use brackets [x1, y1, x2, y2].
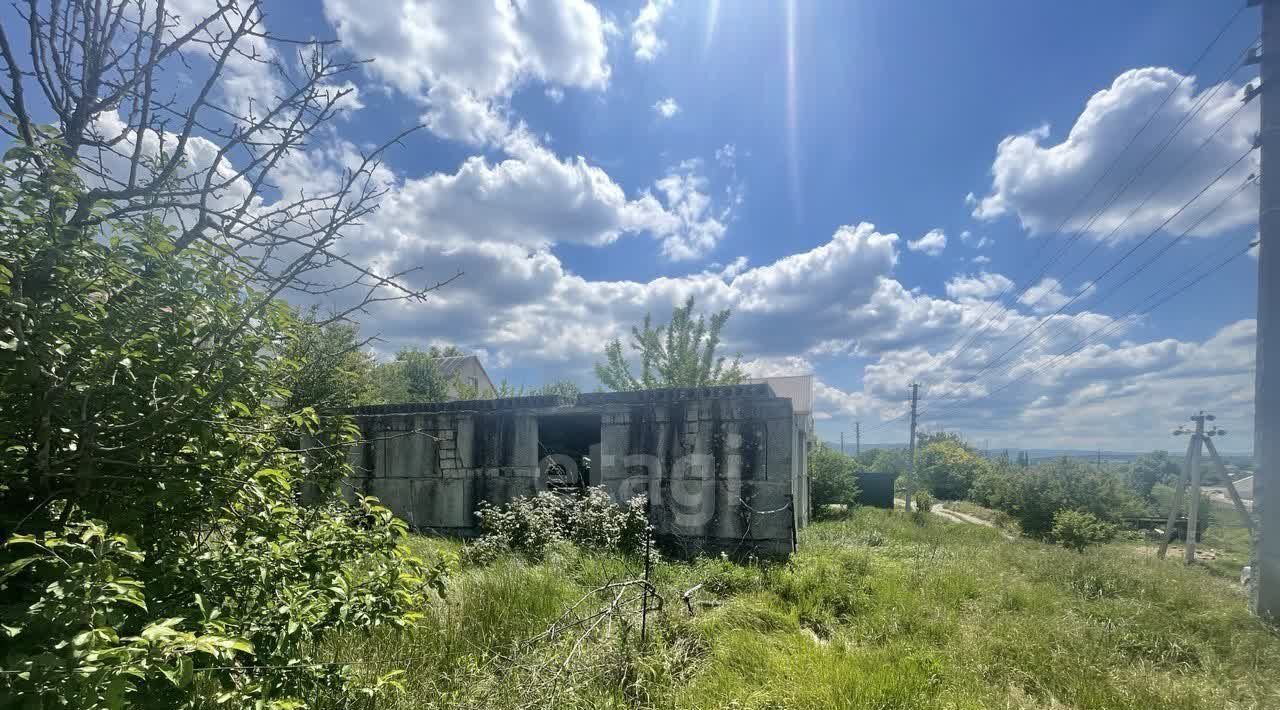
[310, 508, 1278, 709]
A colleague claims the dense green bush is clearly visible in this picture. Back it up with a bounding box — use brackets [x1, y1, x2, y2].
[0, 140, 444, 707]
[463, 488, 650, 565]
[807, 443, 861, 518]
[915, 438, 989, 500]
[912, 490, 935, 518]
[1050, 510, 1119, 552]
[969, 458, 1140, 539]
[1126, 451, 1183, 500]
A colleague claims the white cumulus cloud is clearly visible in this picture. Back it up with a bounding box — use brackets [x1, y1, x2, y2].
[907, 228, 947, 256]
[632, 0, 674, 62]
[653, 97, 680, 118]
[945, 272, 1014, 302]
[972, 67, 1258, 241]
[323, 0, 612, 146]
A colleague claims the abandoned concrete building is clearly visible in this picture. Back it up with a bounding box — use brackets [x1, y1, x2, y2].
[343, 379, 814, 557]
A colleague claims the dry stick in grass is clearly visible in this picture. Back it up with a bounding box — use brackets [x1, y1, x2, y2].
[475, 579, 663, 707]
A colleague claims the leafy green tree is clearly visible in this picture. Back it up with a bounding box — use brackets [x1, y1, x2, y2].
[807, 443, 861, 518]
[869, 448, 908, 476]
[974, 458, 1141, 539]
[1126, 450, 1182, 500]
[0, 137, 441, 707]
[281, 310, 378, 412]
[595, 296, 745, 391]
[916, 439, 989, 500]
[372, 345, 464, 403]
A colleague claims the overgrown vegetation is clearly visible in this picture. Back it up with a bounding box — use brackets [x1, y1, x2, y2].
[596, 296, 745, 391]
[462, 488, 650, 565]
[806, 443, 860, 518]
[0, 1, 456, 704]
[970, 456, 1141, 539]
[1051, 509, 1120, 552]
[310, 508, 1280, 709]
[0, 145, 444, 707]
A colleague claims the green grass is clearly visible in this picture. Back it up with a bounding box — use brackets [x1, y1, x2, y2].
[1198, 500, 1253, 579]
[318, 508, 1279, 709]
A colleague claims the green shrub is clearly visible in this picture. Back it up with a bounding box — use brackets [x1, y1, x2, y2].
[912, 490, 935, 520]
[1050, 510, 1119, 553]
[808, 444, 861, 518]
[915, 438, 989, 500]
[0, 146, 442, 707]
[463, 488, 649, 565]
[971, 458, 1140, 539]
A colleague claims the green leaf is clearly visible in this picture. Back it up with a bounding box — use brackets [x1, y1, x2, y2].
[105, 674, 129, 710]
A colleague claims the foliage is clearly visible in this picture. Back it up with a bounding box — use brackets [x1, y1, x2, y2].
[868, 448, 908, 479]
[281, 310, 379, 413]
[1050, 510, 1119, 553]
[595, 296, 745, 391]
[371, 346, 465, 403]
[807, 443, 861, 518]
[969, 457, 1141, 539]
[0, 140, 443, 707]
[915, 438, 989, 500]
[1127, 450, 1183, 500]
[912, 490, 935, 517]
[463, 489, 650, 565]
[488, 378, 582, 399]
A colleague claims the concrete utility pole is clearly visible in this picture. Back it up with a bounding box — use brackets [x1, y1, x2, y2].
[1256, 0, 1280, 618]
[904, 383, 920, 512]
[855, 421, 861, 456]
[840, 431, 845, 455]
[1158, 425, 1198, 560]
[1185, 413, 1210, 564]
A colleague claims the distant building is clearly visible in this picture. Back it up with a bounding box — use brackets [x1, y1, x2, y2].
[433, 355, 496, 400]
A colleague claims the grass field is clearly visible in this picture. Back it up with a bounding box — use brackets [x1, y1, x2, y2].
[318, 507, 1279, 709]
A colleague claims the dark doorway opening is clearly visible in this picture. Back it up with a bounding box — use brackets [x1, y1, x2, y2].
[537, 413, 602, 491]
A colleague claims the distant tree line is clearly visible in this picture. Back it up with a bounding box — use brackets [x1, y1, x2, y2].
[811, 428, 1216, 552]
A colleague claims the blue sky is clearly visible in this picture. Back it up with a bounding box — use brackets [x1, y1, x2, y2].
[6, 0, 1262, 451]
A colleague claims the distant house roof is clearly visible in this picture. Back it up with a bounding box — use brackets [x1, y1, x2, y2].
[426, 355, 495, 397]
[746, 375, 813, 414]
[432, 355, 481, 379]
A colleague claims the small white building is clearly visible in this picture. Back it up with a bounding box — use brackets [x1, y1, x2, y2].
[433, 355, 496, 400]
[747, 375, 814, 528]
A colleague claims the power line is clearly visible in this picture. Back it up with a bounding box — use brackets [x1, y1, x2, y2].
[923, 143, 1256, 409]
[918, 237, 1258, 421]
[920, 25, 1255, 401]
[857, 7, 1250, 441]
[927, 170, 1257, 403]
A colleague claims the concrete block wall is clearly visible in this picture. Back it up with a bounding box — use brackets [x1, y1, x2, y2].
[345, 385, 798, 556]
[593, 389, 796, 558]
[347, 409, 539, 535]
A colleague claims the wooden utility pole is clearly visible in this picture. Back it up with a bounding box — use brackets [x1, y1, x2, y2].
[904, 383, 920, 512]
[1255, 0, 1280, 618]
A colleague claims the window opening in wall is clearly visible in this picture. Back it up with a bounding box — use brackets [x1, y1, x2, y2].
[536, 413, 602, 492]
